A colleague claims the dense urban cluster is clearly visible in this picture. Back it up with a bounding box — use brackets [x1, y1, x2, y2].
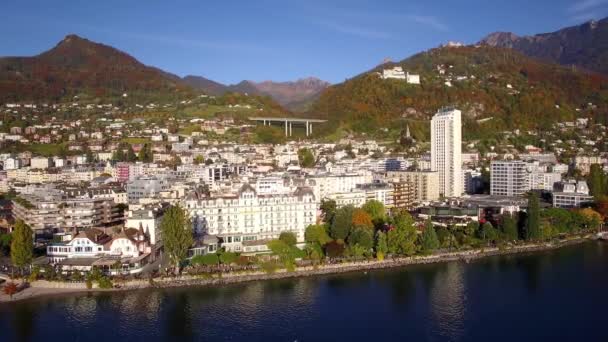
[0, 102, 606, 292]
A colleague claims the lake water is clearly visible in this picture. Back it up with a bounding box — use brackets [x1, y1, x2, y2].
[2, 241, 608, 341]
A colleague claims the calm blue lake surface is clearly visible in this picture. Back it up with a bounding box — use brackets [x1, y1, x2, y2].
[2, 241, 608, 342]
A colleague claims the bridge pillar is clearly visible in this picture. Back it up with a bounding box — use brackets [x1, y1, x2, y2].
[284, 120, 288, 137]
[309, 123, 312, 135]
[306, 121, 309, 136]
[289, 122, 293, 136]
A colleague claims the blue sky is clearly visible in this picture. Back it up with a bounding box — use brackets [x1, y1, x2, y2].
[1, 0, 606, 84]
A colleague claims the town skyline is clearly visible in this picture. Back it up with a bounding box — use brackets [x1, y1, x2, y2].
[2, 2, 608, 340]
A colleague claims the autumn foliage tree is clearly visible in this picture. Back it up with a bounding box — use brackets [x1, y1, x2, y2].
[375, 231, 388, 261]
[362, 200, 386, 224]
[594, 195, 608, 219]
[587, 164, 607, 199]
[305, 224, 331, 246]
[330, 205, 355, 242]
[501, 214, 519, 241]
[297, 148, 315, 168]
[421, 219, 440, 252]
[320, 199, 337, 224]
[387, 210, 417, 256]
[526, 192, 542, 240]
[578, 208, 603, 232]
[160, 205, 193, 274]
[3, 282, 18, 300]
[10, 220, 33, 275]
[351, 209, 373, 230]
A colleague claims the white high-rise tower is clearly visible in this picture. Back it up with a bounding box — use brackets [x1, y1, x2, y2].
[431, 107, 463, 197]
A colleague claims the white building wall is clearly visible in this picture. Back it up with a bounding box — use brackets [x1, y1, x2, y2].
[431, 108, 462, 197]
[184, 187, 317, 253]
[491, 161, 528, 196]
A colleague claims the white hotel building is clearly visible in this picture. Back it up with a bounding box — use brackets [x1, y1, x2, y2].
[431, 108, 463, 197]
[184, 184, 318, 254]
[381, 66, 421, 84]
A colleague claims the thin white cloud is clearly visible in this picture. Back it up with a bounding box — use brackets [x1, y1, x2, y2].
[568, 0, 608, 12]
[570, 11, 603, 22]
[406, 15, 449, 32]
[127, 32, 269, 53]
[320, 21, 393, 39]
[567, 0, 608, 22]
[313, 11, 448, 39]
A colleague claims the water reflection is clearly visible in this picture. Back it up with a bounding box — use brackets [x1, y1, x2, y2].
[518, 255, 544, 293]
[164, 292, 194, 341]
[375, 268, 416, 310]
[429, 262, 466, 341]
[12, 303, 36, 342]
[2, 242, 606, 342]
[325, 272, 369, 291]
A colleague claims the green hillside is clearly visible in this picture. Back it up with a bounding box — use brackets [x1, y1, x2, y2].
[311, 46, 608, 140]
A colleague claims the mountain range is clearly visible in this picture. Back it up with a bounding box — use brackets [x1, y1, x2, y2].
[0, 34, 328, 111]
[182, 76, 329, 111]
[0, 34, 191, 103]
[480, 18, 608, 75]
[1, 17, 608, 136]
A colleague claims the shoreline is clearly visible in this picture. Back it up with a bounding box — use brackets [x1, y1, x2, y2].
[0, 235, 596, 304]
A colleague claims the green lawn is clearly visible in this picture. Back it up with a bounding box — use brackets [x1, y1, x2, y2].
[29, 143, 67, 157]
[121, 137, 150, 144]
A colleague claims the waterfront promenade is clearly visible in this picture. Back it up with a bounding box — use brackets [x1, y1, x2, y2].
[0, 235, 592, 303]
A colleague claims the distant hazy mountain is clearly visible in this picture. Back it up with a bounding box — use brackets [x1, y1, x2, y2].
[251, 78, 330, 111]
[479, 18, 608, 74]
[228, 80, 264, 96]
[0, 34, 191, 102]
[183, 76, 330, 112]
[181, 75, 228, 96]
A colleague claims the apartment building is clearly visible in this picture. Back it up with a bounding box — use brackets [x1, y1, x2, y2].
[491, 160, 563, 196]
[127, 176, 172, 203]
[30, 157, 52, 169]
[12, 194, 62, 233]
[327, 190, 367, 208]
[307, 172, 373, 200]
[13, 192, 123, 233]
[62, 197, 123, 230]
[385, 171, 440, 202]
[490, 161, 529, 196]
[391, 181, 416, 210]
[552, 180, 593, 208]
[356, 182, 394, 208]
